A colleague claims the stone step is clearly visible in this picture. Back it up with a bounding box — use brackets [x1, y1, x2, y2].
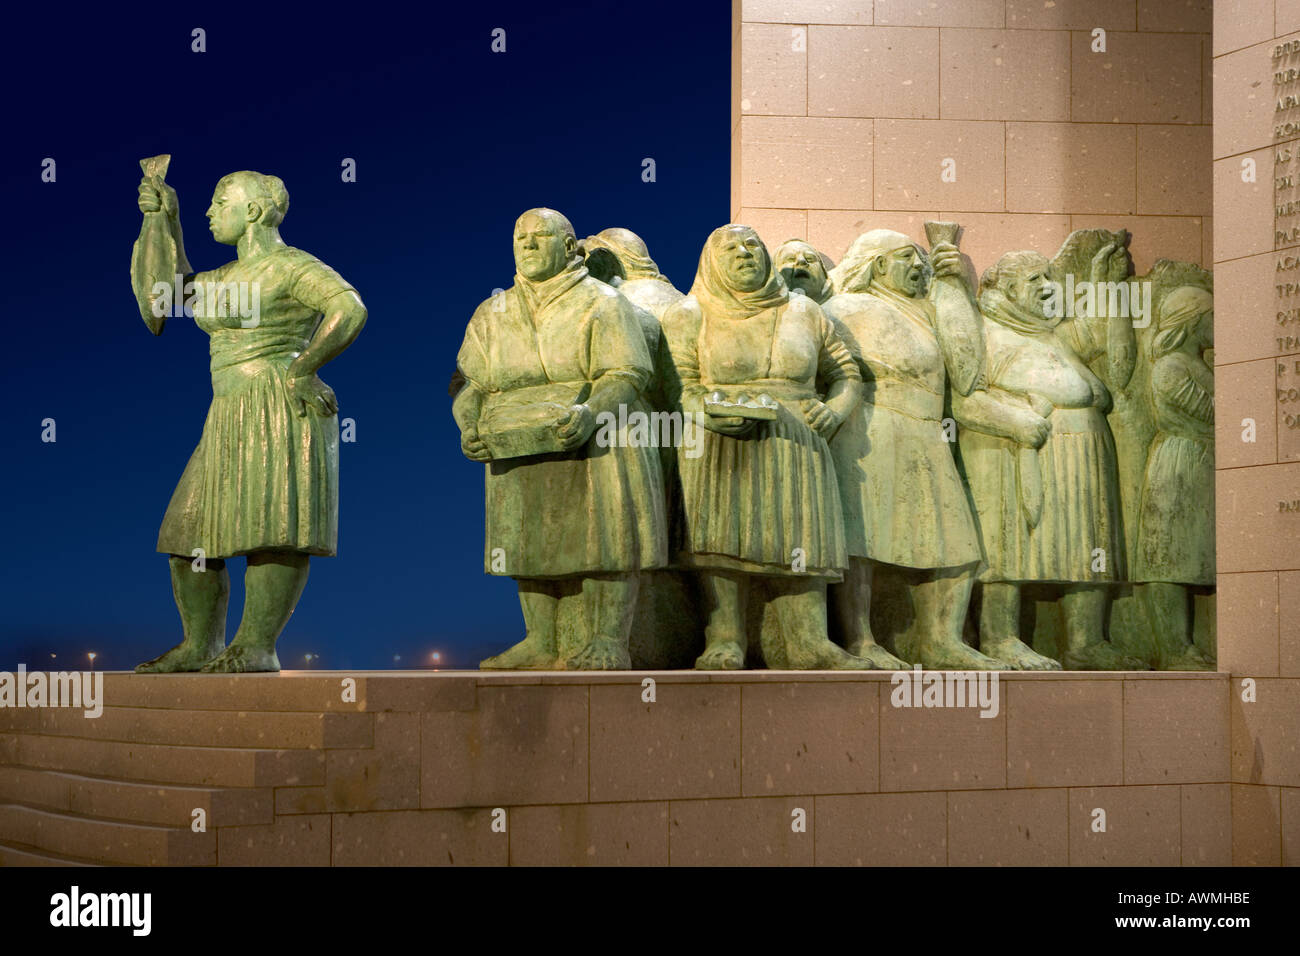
[0, 709, 39, 732]
[6, 733, 324, 789]
[0, 804, 214, 866]
[0, 766, 274, 828]
[5, 705, 372, 750]
[0, 839, 99, 867]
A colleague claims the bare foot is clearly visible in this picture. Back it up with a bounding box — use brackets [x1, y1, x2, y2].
[981, 636, 1062, 671]
[135, 641, 224, 674]
[1156, 646, 1216, 671]
[917, 640, 1004, 671]
[848, 639, 908, 670]
[563, 637, 631, 670]
[480, 634, 558, 670]
[200, 645, 280, 673]
[695, 641, 745, 670]
[1062, 641, 1148, 671]
[785, 639, 873, 670]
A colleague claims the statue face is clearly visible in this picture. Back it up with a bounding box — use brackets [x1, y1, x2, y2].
[874, 245, 926, 297]
[206, 181, 254, 246]
[775, 243, 827, 298]
[514, 213, 573, 281]
[716, 230, 767, 292]
[1007, 258, 1055, 319]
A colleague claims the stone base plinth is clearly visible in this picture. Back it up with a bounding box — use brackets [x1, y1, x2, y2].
[0, 670, 1288, 865]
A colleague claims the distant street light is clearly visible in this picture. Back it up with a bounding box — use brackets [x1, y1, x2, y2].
[304, 653, 314, 669]
[431, 651, 442, 669]
[87, 652, 97, 671]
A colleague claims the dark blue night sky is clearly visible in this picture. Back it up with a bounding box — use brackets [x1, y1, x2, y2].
[0, 4, 729, 670]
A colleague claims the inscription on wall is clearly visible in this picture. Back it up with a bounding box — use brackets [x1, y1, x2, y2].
[1275, 42, 1300, 459]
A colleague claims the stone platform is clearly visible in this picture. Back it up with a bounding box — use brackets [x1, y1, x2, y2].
[0, 669, 1289, 866]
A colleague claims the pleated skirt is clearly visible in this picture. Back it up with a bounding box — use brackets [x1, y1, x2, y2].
[157, 358, 338, 558]
[833, 402, 982, 569]
[677, 407, 847, 579]
[963, 407, 1123, 583]
[1135, 433, 1214, 585]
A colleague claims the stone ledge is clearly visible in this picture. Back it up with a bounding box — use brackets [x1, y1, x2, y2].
[0, 670, 1267, 865]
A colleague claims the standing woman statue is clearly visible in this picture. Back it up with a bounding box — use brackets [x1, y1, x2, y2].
[582, 228, 702, 669]
[1135, 287, 1216, 669]
[131, 160, 367, 673]
[953, 250, 1144, 670]
[661, 224, 868, 670]
[821, 228, 1004, 670]
[454, 208, 667, 670]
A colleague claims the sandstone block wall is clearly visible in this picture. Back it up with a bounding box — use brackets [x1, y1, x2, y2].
[731, 0, 1212, 276]
[0, 672, 1254, 865]
[1214, 0, 1300, 865]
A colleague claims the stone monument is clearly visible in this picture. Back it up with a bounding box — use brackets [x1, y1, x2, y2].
[452, 215, 1215, 673]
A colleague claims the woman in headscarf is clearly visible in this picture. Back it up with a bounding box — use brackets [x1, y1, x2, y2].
[583, 227, 684, 319]
[1135, 286, 1215, 669]
[661, 224, 868, 669]
[583, 227, 684, 413]
[582, 229, 701, 667]
[823, 229, 1003, 670]
[132, 169, 367, 673]
[454, 208, 667, 670]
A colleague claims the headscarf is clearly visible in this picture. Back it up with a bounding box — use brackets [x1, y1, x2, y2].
[1153, 286, 1213, 358]
[688, 224, 788, 320]
[828, 229, 935, 327]
[978, 252, 1060, 335]
[583, 228, 668, 283]
[774, 239, 835, 303]
[829, 230, 924, 294]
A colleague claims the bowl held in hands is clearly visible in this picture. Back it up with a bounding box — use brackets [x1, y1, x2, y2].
[478, 382, 591, 459]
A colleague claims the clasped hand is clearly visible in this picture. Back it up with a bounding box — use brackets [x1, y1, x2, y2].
[554, 403, 596, 450]
[801, 398, 842, 440]
[287, 374, 337, 418]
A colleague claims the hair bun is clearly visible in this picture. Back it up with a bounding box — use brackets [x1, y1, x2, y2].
[263, 174, 290, 219]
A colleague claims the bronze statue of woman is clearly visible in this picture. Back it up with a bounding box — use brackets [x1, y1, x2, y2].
[1135, 286, 1216, 669]
[454, 208, 668, 670]
[953, 250, 1145, 670]
[131, 160, 367, 673]
[822, 228, 1006, 670]
[662, 224, 869, 669]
